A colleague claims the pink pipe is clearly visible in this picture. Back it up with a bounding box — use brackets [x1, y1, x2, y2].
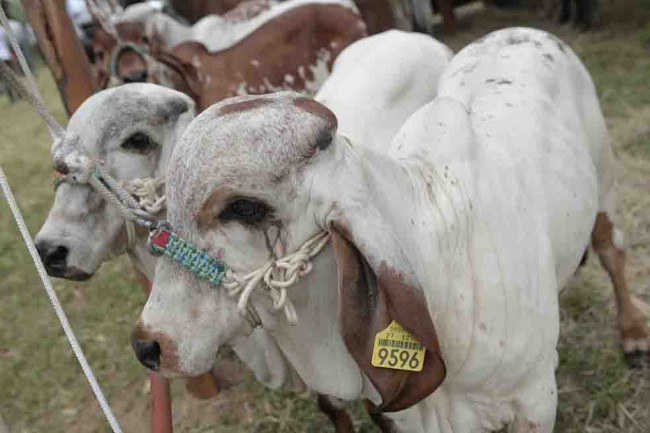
[150, 372, 173, 433]
[145, 279, 173, 433]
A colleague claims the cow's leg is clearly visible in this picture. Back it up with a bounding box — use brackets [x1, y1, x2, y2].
[559, 0, 571, 23]
[576, 0, 598, 29]
[433, 0, 456, 33]
[574, 0, 586, 27]
[410, 0, 434, 35]
[591, 211, 649, 367]
[364, 400, 398, 433]
[509, 366, 557, 433]
[316, 394, 355, 433]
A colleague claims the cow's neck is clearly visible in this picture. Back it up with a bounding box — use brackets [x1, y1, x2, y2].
[250, 138, 474, 404]
[126, 212, 166, 281]
[343, 142, 474, 315]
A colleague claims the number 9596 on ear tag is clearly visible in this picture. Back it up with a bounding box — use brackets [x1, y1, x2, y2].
[371, 320, 425, 372]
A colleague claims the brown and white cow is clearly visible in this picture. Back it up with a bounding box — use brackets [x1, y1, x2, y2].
[89, 0, 367, 110]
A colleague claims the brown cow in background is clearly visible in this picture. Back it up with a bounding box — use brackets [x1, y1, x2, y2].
[89, 0, 366, 110]
[165, 3, 367, 110]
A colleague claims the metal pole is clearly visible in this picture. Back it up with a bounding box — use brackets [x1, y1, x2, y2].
[145, 280, 174, 433]
[150, 372, 173, 433]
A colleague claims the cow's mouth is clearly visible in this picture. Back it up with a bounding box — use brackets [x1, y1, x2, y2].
[48, 266, 93, 281]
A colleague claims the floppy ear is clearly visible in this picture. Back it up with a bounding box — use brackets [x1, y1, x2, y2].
[328, 212, 446, 413]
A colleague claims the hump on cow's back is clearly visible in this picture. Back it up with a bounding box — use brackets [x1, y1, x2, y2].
[222, 0, 272, 22]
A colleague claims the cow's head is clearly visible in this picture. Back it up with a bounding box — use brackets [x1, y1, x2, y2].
[35, 83, 194, 280]
[88, 6, 194, 95]
[134, 93, 445, 411]
[90, 21, 150, 88]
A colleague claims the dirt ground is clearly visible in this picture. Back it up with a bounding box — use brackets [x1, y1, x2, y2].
[0, 1, 649, 432]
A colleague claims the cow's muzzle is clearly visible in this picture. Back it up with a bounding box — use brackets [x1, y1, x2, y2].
[35, 240, 92, 280]
[122, 69, 148, 83]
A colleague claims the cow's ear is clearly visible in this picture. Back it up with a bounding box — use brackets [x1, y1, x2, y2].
[148, 42, 205, 103]
[327, 214, 446, 412]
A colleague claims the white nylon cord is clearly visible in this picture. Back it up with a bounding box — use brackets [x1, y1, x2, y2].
[0, 4, 64, 139]
[0, 168, 123, 433]
[223, 231, 331, 325]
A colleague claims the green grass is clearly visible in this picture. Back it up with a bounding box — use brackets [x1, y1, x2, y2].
[1, 1, 650, 432]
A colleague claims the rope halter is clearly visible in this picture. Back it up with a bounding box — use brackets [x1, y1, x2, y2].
[122, 177, 166, 214]
[109, 42, 150, 82]
[148, 225, 331, 327]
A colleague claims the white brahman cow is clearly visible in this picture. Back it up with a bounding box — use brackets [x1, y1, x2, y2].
[35, 30, 453, 431]
[134, 27, 644, 432]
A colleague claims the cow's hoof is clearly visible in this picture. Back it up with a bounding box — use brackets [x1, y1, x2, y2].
[622, 338, 649, 369]
[624, 350, 647, 369]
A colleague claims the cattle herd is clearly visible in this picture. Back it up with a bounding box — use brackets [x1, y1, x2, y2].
[0, 0, 644, 432]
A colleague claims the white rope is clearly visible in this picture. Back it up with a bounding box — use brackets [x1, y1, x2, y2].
[0, 168, 123, 433]
[222, 231, 331, 325]
[86, 0, 122, 42]
[122, 177, 166, 249]
[123, 177, 166, 214]
[0, 4, 64, 139]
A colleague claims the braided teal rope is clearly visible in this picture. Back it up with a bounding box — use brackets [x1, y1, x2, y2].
[150, 230, 229, 287]
[53, 173, 65, 191]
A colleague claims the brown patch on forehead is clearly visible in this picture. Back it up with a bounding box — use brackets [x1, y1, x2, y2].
[293, 97, 338, 131]
[218, 98, 273, 116]
[294, 97, 338, 151]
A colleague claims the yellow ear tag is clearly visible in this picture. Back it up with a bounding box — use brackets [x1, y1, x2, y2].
[371, 320, 426, 372]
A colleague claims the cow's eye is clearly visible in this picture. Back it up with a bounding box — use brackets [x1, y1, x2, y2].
[219, 198, 270, 225]
[121, 132, 157, 154]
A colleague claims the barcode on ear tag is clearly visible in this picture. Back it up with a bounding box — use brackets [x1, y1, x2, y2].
[371, 320, 425, 372]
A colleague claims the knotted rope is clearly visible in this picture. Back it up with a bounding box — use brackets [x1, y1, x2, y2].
[123, 177, 166, 214]
[223, 231, 331, 325]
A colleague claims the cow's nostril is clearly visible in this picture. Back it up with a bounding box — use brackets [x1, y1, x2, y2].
[132, 338, 161, 371]
[49, 246, 69, 265]
[37, 242, 69, 272]
[122, 69, 148, 83]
